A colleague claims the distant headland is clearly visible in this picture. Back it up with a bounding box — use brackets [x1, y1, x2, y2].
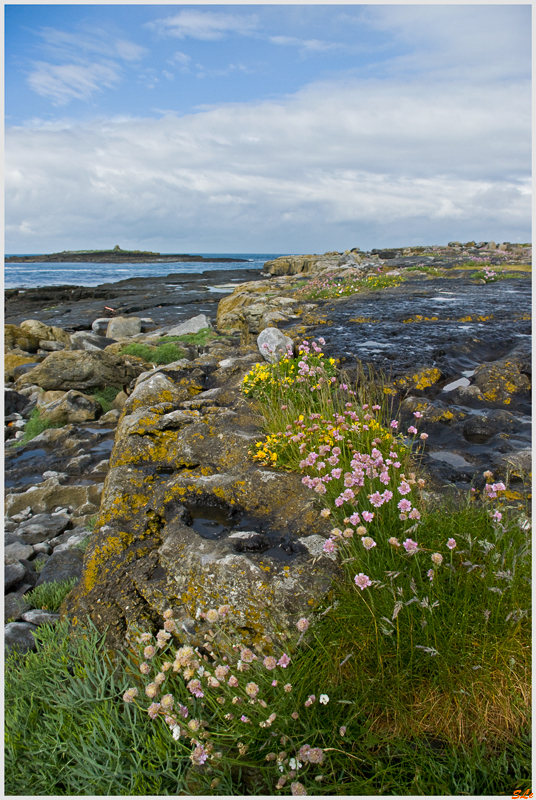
[5, 245, 248, 264]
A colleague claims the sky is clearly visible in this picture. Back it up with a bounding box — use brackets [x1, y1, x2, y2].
[4, 3, 532, 254]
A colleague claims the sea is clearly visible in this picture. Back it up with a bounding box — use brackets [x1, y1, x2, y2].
[4, 253, 286, 289]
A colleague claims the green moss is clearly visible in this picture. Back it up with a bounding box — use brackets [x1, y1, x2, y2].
[158, 328, 217, 347]
[17, 408, 64, 445]
[88, 385, 121, 413]
[121, 342, 186, 365]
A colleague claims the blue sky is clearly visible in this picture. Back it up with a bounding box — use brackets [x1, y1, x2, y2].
[5, 4, 532, 253]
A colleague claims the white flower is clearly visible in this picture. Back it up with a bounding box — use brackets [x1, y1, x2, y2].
[289, 758, 303, 770]
[319, 694, 329, 705]
[172, 725, 181, 740]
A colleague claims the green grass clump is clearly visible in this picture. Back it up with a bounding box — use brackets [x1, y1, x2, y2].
[25, 577, 78, 612]
[88, 385, 121, 413]
[121, 342, 186, 365]
[5, 621, 190, 796]
[158, 327, 217, 347]
[18, 408, 64, 445]
[405, 265, 443, 275]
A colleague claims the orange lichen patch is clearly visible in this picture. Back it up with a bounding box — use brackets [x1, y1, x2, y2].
[394, 368, 442, 392]
[402, 315, 440, 323]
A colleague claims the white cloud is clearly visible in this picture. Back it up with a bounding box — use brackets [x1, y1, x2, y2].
[6, 76, 531, 251]
[27, 62, 120, 105]
[147, 10, 258, 41]
[269, 36, 343, 53]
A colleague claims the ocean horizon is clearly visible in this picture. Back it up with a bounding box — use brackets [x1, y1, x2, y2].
[4, 253, 285, 289]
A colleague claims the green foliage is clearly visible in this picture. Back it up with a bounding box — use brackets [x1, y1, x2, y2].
[85, 514, 99, 531]
[121, 342, 186, 365]
[404, 265, 443, 275]
[25, 577, 78, 612]
[5, 621, 189, 796]
[73, 535, 92, 553]
[89, 385, 121, 413]
[158, 327, 217, 347]
[18, 408, 64, 445]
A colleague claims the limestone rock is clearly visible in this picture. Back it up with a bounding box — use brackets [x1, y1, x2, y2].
[257, 328, 294, 364]
[5, 560, 26, 592]
[39, 390, 102, 425]
[5, 354, 42, 381]
[4, 622, 38, 654]
[16, 513, 71, 545]
[166, 314, 212, 336]
[4, 389, 29, 415]
[4, 325, 40, 353]
[4, 478, 103, 522]
[35, 549, 84, 587]
[38, 340, 67, 352]
[5, 591, 32, 623]
[106, 316, 142, 339]
[262, 256, 317, 276]
[4, 543, 34, 561]
[70, 331, 117, 351]
[15, 349, 146, 392]
[20, 320, 72, 347]
[21, 609, 61, 626]
[473, 356, 530, 405]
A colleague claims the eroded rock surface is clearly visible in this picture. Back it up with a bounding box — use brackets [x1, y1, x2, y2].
[66, 343, 337, 650]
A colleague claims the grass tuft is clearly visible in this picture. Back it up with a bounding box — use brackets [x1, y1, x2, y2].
[25, 577, 79, 612]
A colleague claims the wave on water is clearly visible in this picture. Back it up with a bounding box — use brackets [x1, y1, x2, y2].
[4, 254, 284, 289]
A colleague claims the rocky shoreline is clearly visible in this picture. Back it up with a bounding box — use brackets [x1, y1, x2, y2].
[4, 241, 531, 655]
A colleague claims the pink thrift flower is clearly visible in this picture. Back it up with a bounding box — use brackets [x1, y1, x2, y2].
[427, 569, 434, 581]
[409, 508, 421, 520]
[382, 490, 393, 502]
[431, 552, 443, 566]
[304, 695, 316, 707]
[402, 539, 418, 554]
[240, 648, 255, 663]
[390, 420, 399, 429]
[147, 702, 161, 719]
[420, 433, 428, 440]
[245, 682, 259, 698]
[143, 645, 156, 659]
[362, 511, 375, 523]
[349, 512, 361, 525]
[340, 726, 347, 736]
[354, 573, 372, 590]
[398, 482, 411, 495]
[228, 674, 239, 687]
[493, 510, 502, 522]
[446, 538, 457, 550]
[362, 537, 376, 550]
[323, 538, 336, 554]
[263, 656, 277, 670]
[296, 617, 310, 632]
[408, 426, 418, 434]
[187, 679, 204, 698]
[277, 653, 291, 668]
[388, 537, 400, 547]
[368, 491, 384, 508]
[413, 411, 423, 418]
[284, 683, 293, 693]
[398, 499, 412, 513]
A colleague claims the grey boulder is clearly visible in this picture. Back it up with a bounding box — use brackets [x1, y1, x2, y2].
[5, 622, 38, 654]
[35, 549, 84, 587]
[257, 327, 294, 364]
[17, 513, 71, 545]
[166, 314, 212, 337]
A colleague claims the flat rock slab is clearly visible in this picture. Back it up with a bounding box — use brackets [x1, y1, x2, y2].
[16, 513, 71, 545]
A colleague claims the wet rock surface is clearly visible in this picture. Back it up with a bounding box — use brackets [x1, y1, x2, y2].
[5, 268, 267, 331]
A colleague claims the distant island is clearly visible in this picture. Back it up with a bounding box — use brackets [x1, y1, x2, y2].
[5, 245, 248, 264]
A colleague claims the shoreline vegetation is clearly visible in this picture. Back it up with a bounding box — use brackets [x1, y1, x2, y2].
[6, 342, 531, 796]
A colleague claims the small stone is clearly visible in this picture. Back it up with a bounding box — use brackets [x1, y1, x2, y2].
[5, 622, 38, 654]
[5, 591, 32, 623]
[166, 314, 212, 337]
[67, 454, 92, 470]
[4, 543, 35, 561]
[106, 316, 142, 339]
[21, 609, 61, 626]
[17, 513, 71, 545]
[11, 507, 32, 523]
[5, 560, 27, 592]
[32, 542, 53, 555]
